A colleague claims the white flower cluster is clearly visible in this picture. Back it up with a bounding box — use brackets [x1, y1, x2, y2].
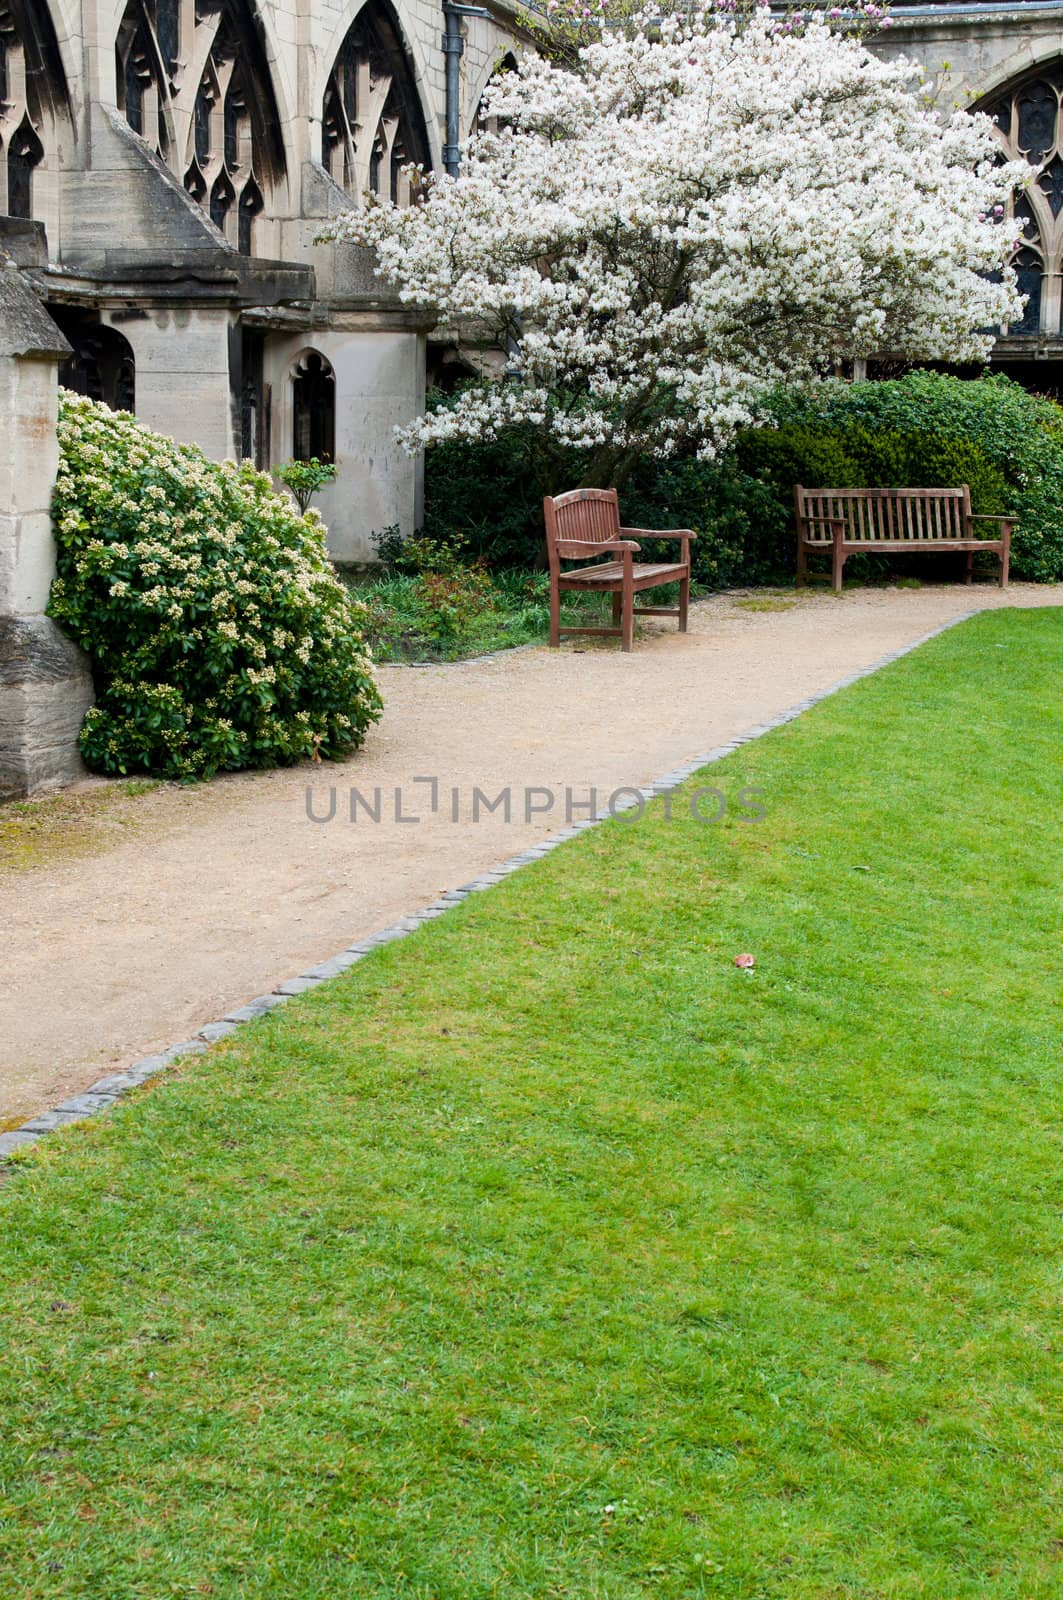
[327, 2, 1029, 462]
[50, 392, 381, 780]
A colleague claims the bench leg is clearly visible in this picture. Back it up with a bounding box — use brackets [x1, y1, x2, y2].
[678, 575, 689, 633]
[549, 579, 561, 648]
[621, 583, 634, 653]
[796, 538, 808, 589]
[831, 537, 846, 595]
[964, 550, 974, 585]
[1000, 531, 1010, 588]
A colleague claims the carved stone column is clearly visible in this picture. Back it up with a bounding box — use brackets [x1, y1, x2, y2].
[0, 258, 95, 798]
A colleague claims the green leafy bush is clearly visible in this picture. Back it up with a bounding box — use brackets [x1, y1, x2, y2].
[275, 456, 337, 513]
[422, 427, 579, 570]
[49, 391, 382, 781]
[421, 426, 786, 585]
[621, 455, 789, 588]
[766, 372, 1061, 579]
[421, 371, 1052, 584]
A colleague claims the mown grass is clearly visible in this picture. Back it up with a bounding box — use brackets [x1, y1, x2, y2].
[0, 608, 1060, 1599]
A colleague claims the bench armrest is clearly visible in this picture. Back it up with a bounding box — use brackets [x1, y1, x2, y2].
[967, 514, 1016, 525]
[556, 539, 640, 557]
[619, 527, 697, 540]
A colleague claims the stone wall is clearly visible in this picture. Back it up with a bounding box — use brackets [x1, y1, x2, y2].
[0, 262, 94, 798]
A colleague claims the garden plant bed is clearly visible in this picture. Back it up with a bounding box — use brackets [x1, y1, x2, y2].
[349, 566, 636, 663]
[0, 607, 1059, 1597]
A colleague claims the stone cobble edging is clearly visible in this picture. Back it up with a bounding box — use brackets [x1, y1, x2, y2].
[0, 610, 978, 1165]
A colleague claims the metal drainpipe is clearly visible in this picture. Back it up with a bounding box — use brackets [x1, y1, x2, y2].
[442, 2, 490, 177]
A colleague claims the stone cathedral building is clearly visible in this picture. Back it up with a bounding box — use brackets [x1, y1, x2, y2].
[3, 0, 1063, 558]
[3, 0, 1063, 795]
[0, 0, 522, 563]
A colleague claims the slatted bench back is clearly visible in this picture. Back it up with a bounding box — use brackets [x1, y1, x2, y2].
[796, 486, 970, 545]
[544, 488, 621, 575]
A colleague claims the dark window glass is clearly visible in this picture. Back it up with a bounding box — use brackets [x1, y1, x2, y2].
[7, 117, 43, 219]
[123, 40, 144, 132]
[195, 84, 211, 163]
[1013, 249, 1043, 334]
[1038, 152, 1063, 217]
[156, 0, 179, 74]
[210, 170, 234, 230]
[292, 352, 335, 463]
[1017, 81, 1058, 163]
[238, 178, 261, 255]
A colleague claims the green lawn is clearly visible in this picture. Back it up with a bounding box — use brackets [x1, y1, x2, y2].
[1, 609, 1060, 1599]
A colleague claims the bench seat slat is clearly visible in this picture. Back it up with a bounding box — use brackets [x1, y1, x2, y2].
[800, 538, 1004, 551]
[559, 561, 687, 585]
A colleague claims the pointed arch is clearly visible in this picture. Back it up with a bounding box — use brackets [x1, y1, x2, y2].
[49, 307, 136, 413]
[114, 0, 286, 254]
[474, 50, 518, 136]
[321, 0, 430, 207]
[978, 62, 1063, 336]
[291, 350, 335, 463]
[0, 0, 72, 219]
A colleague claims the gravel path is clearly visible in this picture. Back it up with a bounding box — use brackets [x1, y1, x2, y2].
[2, 583, 1059, 1124]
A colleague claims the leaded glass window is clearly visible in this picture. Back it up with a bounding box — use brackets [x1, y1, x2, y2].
[983, 66, 1063, 336]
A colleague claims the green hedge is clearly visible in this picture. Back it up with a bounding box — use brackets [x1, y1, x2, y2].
[763, 371, 1063, 581]
[50, 392, 382, 781]
[421, 372, 1063, 583]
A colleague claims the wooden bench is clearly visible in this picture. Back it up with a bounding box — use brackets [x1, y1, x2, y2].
[794, 486, 1014, 593]
[544, 488, 695, 652]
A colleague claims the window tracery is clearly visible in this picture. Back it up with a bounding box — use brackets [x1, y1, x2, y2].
[115, 0, 283, 254]
[0, 0, 68, 220]
[321, 1, 429, 207]
[984, 66, 1063, 336]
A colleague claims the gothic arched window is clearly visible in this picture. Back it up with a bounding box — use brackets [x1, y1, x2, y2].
[0, 0, 70, 220]
[476, 52, 518, 135]
[49, 308, 137, 413]
[982, 66, 1063, 336]
[292, 352, 335, 463]
[115, 0, 285, 256]
[321, 1, 429, 206]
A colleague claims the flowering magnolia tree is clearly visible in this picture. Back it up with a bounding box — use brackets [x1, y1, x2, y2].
[327, 2, 1029, 487]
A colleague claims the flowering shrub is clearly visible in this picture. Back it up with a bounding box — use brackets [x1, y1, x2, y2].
[49, 392, 382, 780]
[327, 1, 1028, 488]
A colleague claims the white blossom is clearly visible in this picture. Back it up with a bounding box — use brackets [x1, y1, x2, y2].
[326, 3, 1029, 470]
